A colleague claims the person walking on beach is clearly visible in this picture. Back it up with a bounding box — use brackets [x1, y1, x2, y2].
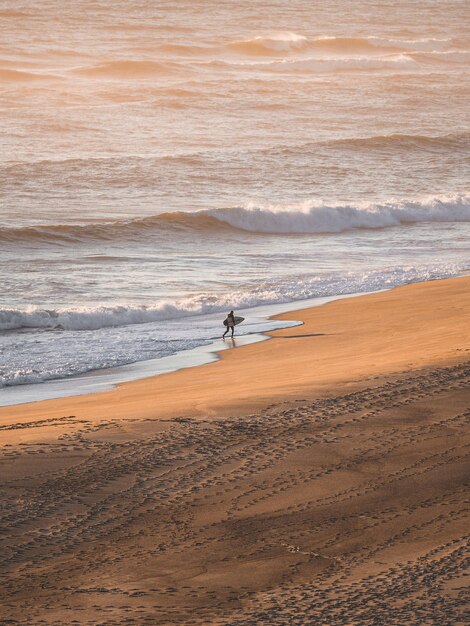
[223, 310, 236, 339]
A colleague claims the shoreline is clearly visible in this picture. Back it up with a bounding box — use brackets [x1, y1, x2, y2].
[1, 275, 469, 624]
[1, 291, 372, 408]
[1, 275, 468, 427]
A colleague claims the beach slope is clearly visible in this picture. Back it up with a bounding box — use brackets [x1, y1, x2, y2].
[0, 277, 469, 624]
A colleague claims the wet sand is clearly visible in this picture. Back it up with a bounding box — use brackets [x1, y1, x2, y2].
[1, 276, 469, 625]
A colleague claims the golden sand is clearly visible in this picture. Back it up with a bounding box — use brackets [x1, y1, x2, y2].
[0, 277, 469, 624]
[2, 276, 469, 426]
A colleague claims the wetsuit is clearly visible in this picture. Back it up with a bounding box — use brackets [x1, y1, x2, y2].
[223, 313, 235, 338]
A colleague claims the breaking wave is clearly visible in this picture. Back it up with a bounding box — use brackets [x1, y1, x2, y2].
[206, 195, 470, 234]
[2, 195, 469, 244]
[62, 34, 464, 81]
[228, 32, 310, 56]
[226, 33, 457, 57]
[0, 300, 211, 331]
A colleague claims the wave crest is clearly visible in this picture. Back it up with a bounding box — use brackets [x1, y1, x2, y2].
[0, 300, 210, 331]
[73, 60, 181, 78]
[1, 195, 468, 244]
[0, 68, 55, 81]
[0, 212, 224, 244]
[228, 32, 309, 56]
[207, 196, 470, 234]
[226, 33, 457, 58]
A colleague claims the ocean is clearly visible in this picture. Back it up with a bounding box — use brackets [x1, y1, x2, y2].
[1, 0, 469, 397]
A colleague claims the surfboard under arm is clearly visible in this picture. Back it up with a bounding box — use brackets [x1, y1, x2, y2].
[223, 316, 244, 326]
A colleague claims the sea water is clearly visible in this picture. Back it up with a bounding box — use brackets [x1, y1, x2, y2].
[1, 0, 469, 397]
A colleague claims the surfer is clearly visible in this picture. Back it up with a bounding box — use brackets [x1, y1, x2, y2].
[223, 310, 236, 339]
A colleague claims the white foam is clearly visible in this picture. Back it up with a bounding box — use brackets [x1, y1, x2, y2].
[206, 195, 470, 234]
[1, 263, 466, 385]
[227, 33, 457, 59]
[0, 300, 217, 332]
[207, 55, 417, 72]
[246, 32, 308, 51]
[356, 35, 454, 52]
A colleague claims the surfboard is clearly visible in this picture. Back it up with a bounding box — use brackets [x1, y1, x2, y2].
[223, 316, 244, 327]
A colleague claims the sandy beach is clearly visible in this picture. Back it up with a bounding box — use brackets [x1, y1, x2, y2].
[1, 276, 469, 625]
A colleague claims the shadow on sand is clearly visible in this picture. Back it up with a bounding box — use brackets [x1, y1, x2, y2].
[278, 333, 327, 339]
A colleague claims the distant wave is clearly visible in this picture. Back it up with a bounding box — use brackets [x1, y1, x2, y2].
[269, 132, 470, 156]
[187, 33, 467, 73]
[239, 51, 469, 73]
[0, 9, 30, 17]
[2, 195, 469, 244]
[72, 60, 183, 78]
[408, 50, 470, 65]
[228, 32, 310, 56]
[226, 33, 456, 57]
[308, 35, 453, 54]
[4, 131, 467, 170]
[152, 34, 464, 67]
[319, 132, 470, 152]
[61, 34, 464, 83]
[7, 33, 461, 86]
[0, 68, 55, 81]
[202, 55, 418, 73]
